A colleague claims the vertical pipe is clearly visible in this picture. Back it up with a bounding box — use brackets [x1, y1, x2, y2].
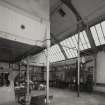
[19, 64, 21, 86]
[46, 38, 50, 105]
[77, 28, 80, 97]
[26, 57, 30, 105]
[45, 21, 50, 105]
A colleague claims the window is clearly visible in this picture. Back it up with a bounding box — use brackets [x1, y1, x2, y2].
[49, 44, 65, 62]
[30, 44, 65, 63]
[90, 22, 105, 46]
[60, 31, 91, 58]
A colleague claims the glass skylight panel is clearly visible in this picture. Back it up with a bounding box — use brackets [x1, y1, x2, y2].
[66, 39, 76, 57]
[67, 40, 75, 57]
[68, 37, 75, 48]
[49, 51, 58, 62]
[75, 34, 84, 50]
[61, 40, 73, 58]
[80, 32, 88, 49]
[49, 47, 56, 62]
[63, 47, 73, 58]
[95, 24, 105, 45]
[72, 36, 78, 49]
[68, 38, 77, 57]
[61, 37, 77, 58]
[68, 38, 76, 50]
[70, 49, 76, 57]
[56, 46, 63, 61]
[90, 26, 101, 46]
[78, 33, 85, 50]
[100, 21, 105, 40]
[60, 30, 91, 59]
[49, 44, 65, 62]
[49, 50, 56, 62]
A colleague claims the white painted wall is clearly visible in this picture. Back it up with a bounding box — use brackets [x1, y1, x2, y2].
[0, 5, 49, 46]
[93, 51, 105, 92]
[96, 51, 105, 83]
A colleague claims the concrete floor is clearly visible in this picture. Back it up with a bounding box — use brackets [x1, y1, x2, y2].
[49, 88, 105, 105]
[0, 102, 19, 105]
[31, 88, 105, 105]
[1, 88, 105, 105]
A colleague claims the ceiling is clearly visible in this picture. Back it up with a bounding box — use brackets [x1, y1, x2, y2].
[51, 0, 105, 42]
[0, 0, 105, 63]
[0, 0, 105, 43]
[0, 0, 49, 20]
[0, 0, 48, 62]
[0, 37, 43, 62]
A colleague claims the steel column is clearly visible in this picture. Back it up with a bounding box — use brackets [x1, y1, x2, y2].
[77, 31, 80, 97]
[26, 57, 30, 105]
[46, 23, 51, 105]
[46, 38, 50, 105]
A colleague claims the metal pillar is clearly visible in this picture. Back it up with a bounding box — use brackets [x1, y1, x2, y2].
[77, 29, 80, 97]
[26, 57, 30, 105]
[46, 38, 50, 105]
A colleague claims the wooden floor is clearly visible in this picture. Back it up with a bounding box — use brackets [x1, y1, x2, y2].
[49, 88, 105, 105]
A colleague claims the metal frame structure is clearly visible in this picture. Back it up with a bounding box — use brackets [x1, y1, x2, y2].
[21, 1, 105, 103]
[90, 21, 105, 46]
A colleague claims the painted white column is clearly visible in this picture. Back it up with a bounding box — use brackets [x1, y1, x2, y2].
[46, 22, 50, 105]
[77, 31, 80, 97]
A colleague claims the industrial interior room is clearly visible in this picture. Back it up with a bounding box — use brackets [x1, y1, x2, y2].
[0, 0, 105, 105]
